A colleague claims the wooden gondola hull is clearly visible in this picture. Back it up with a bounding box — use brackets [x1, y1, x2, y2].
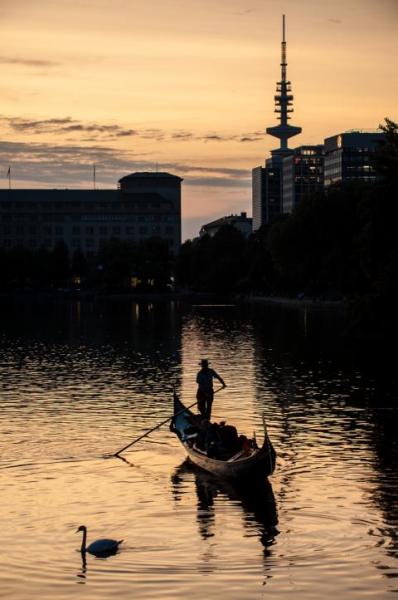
[171, 395, 276, 479]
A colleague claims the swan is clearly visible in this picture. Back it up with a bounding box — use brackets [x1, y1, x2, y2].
[76, 525, 123, 557]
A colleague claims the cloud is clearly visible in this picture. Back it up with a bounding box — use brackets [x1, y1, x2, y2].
[238, 133, 263, 142]
[0, 115, 264, 145]
[170, 164, 248, 178]
[233, 8, 254, 15]
[0, 140, 250, 188]
[138, 129, 166, 141]
[328, 18, 342, 24]
[0, 140, 138, 185]
[2, 116, 136, 140]
[0, 56, 59, 67]
[171, 131, 194, 140]
[184, 176, 250, 188]
[199, 132, 263, 143]
[202, 134, 224, 142]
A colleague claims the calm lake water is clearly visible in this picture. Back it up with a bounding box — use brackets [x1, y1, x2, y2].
[1, 298, 397, 599]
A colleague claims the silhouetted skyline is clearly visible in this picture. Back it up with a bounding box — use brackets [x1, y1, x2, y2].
[0, 0, 397, 239]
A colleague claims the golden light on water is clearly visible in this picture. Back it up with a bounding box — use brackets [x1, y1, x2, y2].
[1, 300, 397, 598]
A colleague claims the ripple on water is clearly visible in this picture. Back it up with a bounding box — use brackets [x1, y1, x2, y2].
[1, 301, 398, 599]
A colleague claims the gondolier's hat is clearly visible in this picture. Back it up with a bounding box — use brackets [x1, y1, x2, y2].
[199, 358, 209, 367]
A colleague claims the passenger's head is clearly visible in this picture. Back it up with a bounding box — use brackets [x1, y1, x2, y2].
[200, 359, 209, 368]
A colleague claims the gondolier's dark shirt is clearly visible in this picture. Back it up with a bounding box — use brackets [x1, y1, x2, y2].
[196, 368, 220, 393]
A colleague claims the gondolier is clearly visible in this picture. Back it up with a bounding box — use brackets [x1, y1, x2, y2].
[196, 359, 226, 420]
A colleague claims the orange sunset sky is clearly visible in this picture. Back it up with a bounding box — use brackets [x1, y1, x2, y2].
[0, 0, 397, 239]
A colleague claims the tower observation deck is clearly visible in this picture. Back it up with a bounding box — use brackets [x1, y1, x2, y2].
[266, 15, 301, 153]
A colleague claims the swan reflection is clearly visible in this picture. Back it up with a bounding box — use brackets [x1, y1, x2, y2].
[76, 552, 87, 584]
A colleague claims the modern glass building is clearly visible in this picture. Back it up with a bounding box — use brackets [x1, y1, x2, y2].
[282, 145, 324, 213]
[265, 155, 283, 224]
[324, 132, 384, 187]
[252, 166, 266, 232]
[252, 158, 284, 231]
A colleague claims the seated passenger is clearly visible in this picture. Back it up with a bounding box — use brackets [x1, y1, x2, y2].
[238, 434, 252, 455]
[218, 421, 240, 452]
[194, 418, 209, 450]
[205, 423, 223, 458]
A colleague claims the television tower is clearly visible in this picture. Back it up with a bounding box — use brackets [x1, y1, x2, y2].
[266, 15, 301, 153]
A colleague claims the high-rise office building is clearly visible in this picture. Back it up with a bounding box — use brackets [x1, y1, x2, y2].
[324, 131, 384, 187]
[265, 157, 283, 223]
[252, 166, 266, 232]
[282, 145, 324, 213]
[252, 15, 301, 229]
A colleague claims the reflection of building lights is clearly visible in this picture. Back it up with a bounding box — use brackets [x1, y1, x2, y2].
[74, 276, 81, 285]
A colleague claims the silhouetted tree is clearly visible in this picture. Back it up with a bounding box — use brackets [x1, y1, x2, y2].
[6, 246, 35, 288]
[138, 236, 172, 291]
[49, 241, 70, 286]
[71, 249, 88, 281]
[372, 118, 398, 183]
[175, 239, 195, 288]
[96, 239, 139, 291]
[242, 225, 278, 293]
[176, 225, 246, 292]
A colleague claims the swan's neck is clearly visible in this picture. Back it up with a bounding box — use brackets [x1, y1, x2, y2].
[80, 529, 87, 553]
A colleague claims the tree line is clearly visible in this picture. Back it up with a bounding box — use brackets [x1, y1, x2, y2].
[0, 237, 172, 293]
[176, 118, 398, 337]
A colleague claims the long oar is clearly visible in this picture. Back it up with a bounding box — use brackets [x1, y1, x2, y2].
[113, 399, 196, 457]
[113, 386, 224, 457]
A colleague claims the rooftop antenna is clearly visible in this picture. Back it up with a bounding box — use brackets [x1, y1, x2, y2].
[266, 14, 301, 153]
[93, 164, 96, 190]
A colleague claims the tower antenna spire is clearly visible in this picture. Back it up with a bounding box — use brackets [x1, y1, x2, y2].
[266, 15, 301, 153]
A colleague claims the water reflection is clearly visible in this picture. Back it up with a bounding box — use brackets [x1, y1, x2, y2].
[76, 552, 87, 584]
[2, 298, 398, 599]
[368, 406, 398, 579]
[171, 460, 279, 551]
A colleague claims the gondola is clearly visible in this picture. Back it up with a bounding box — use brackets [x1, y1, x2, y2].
[170, 393, 276, 479]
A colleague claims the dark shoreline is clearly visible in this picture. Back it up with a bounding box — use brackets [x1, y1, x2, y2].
[243, 294, 346, 310]
[0, 289, 222, 303]
[0, 289, 346, 310]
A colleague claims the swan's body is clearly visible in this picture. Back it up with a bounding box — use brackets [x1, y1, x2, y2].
[77, 525, 123, 557]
